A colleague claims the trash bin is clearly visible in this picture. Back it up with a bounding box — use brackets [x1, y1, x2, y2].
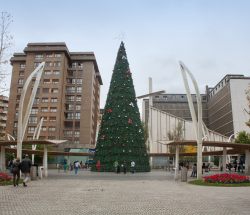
[181, 166, 188, 182]
[30, 165, 38, 180]
[38, 166, 44, 179]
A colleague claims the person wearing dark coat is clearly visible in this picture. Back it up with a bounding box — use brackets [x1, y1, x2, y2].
[20, 154, 32, 187]
[12, 158, 21, 187]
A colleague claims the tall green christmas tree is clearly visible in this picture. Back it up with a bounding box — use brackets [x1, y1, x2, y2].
[93, 42, 150, 172]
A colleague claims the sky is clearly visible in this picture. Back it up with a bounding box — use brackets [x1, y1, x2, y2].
[1, 0, 250, 111]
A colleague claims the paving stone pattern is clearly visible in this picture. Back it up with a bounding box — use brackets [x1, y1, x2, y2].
[0, 170, 250, 215]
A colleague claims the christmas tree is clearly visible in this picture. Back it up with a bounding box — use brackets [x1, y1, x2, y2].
[92, 42, 150, 172]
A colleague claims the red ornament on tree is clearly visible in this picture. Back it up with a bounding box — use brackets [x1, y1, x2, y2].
[106, 108, 112, 113]
[128, 118, 133, 124]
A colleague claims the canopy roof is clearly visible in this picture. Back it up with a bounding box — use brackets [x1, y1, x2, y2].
[0, 140, 68, 147]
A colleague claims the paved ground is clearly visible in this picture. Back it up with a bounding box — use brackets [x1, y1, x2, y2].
[1, 170, 250, 215]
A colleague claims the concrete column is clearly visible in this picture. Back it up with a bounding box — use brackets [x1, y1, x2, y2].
[174, 145, 179, 180]
[245, 149, 250, 175]
[43, 145, 48, 177]
[223, 147, 227, 173]
[0, 146, 6, 171]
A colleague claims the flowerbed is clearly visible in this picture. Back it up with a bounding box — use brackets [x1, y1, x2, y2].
[0, 172, 12, 185]
[203, 173, 250, 184]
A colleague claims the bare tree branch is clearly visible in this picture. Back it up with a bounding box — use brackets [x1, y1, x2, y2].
[0, 11, 13, 93]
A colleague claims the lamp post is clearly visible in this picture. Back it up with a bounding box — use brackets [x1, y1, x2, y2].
[17, 62, 45, 160]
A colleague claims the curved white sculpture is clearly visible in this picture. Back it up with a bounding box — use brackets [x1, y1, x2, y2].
[17, 62, 45, 159]
[32, 117, 44, 164]
[179, 61, 203, 179]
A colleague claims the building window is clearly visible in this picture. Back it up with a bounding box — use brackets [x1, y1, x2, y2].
[67, 78, 74, 84]
[66, 104, 74, 111]
[75, 105, 81, 111]
[51, 98, 58, 103]
[43, 79, 50, 84]
[31, 108, 38, 114]
[53, 70, 60, 75]
[28, 116, 37, 124]
[34, 98, 40, 105]
[49, 117, 56, 122]
[74, 131, 80, 137]
[35, 54, 43, 60]
[34, 62, 41, 68]
[41, 126, 47, 131]
[76, 87, 82, 93]
[66, 87, 75, 93]
[46, 62, 53, 67]
[52, 79, 59, 84]
[75, 112, 80, 119]
[51, 88, 58, 93]
[48, 127, 56, 132]
[48, 136, 56, 140]
[50, 107, 57, 112]
[42, 88, 50, 93]
[28, 126, 36, 134]
[54, 61, 61, 67]
[74, 140, 80, 144]
[41, 107, 49, 112]
[14, 122, 18, 128]
[66, 96, 74, 102]
[18, 79, 24, 85]
[17, 87, 23, 93]
[76, 79, 82, 84]
[42, 117, 48, 121]
[66, 113, 74, 120]
[55, 53, 61, 58]
[46, 53, 53, 58]
[44, 70, 52, 75]
[20, 64, 26, 69]
[64, 130, 73, 136]
[19, 71, 24, 76]
[76, 96, 81, 102]
[42, 98, 49, 103]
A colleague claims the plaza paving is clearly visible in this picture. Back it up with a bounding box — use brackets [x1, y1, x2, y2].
[1, 170, 250, 215]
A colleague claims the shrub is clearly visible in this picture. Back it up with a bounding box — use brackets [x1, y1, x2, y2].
[0, 172, 12, 182]
[203, 173, 250, 184]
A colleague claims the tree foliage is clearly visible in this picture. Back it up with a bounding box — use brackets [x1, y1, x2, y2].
[92, 42, 150, 172]
[235, 131, 250, 144]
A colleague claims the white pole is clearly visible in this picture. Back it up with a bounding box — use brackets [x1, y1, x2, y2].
[148, 77, 153, 166]
[17, 62, 45, 160]
[174, 145, 179, 180]
[179, 61, 203, 179]
[222, 147, 227, 172]
[32, 117, 44, 164]
[43, 145, 48, 177]
[0, 146, 6, 171]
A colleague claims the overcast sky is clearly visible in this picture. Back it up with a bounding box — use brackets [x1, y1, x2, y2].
[1, 0, 250, 110]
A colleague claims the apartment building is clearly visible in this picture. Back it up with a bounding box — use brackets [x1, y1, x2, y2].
[6, 42, 102, 149]
[206, 74, 250, 136]
[0, 95, 8, 140]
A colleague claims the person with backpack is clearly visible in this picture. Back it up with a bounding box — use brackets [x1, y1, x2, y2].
[12, 157, 21, 187]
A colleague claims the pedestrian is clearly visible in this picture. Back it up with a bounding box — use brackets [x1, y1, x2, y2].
[12, 157, 21, 187]
[130, 161, 135, 174]
[113, 160, 119, 173]
[96, 160, 101, 172]
[63, 159, 67, 172]
[56, 163, 60, 173]
[74, 161, 80, 175]
[122, 161, 127, 174]
[191, 163, 197, 177]
[20, 154, 32, 187]
[202, 163, 206, 174]
[233, 159, 237, 172]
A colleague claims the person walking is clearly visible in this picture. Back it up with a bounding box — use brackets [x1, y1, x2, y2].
[12, 157, 21, 187]
[74, 161, 80, 175]
[130, 161, 135, 174]
[96, 160, 101, 172]
[114, 160, 119, 173]
[20, 154, 32, 187]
